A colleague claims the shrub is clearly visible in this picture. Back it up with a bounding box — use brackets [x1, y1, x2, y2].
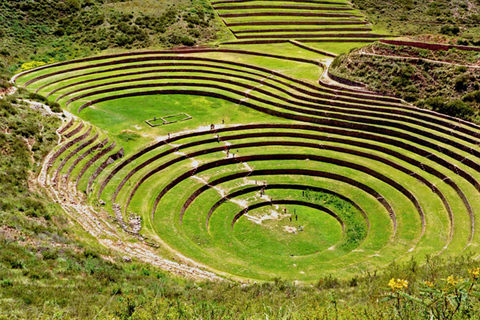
[47, 101, 62, 113]
[168, 31, 196, 46]
[41, 249, 59, 260]
[115, 34, 134, 47]
[28, 92, 48, 103]
[189, 29, 200, 38]
[15, 120, 38, 138]
[60, 0, 81, 14]
[463, 90, 480, 103]
[427, 97, 475, 119]
[0, 279, 13, 287]
[118, 132, 140, 142]
[53, 28, 65, 36]
[23, 198, 48, 218]
[455, 73, 470, 91]
[180, 36, 196, 46]
[0, 100, 17, 116]
[440, 25, 460, 35]
[317, 275, 341, 289]
[83, 248, 99, 259]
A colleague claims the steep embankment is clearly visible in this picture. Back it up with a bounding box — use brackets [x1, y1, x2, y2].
[351, 0, 480, 41]
[0, 0, 224, 77]
[330, 42, 480, 122]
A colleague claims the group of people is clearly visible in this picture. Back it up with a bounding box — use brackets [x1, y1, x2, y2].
[284, 208, 299, 222]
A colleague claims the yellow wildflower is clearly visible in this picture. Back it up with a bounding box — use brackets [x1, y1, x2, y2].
[424, 281, 434, 288]
[447, 275, 459, 286]
[388, 278, 408, 291]
[19, 61, 46, 72]
[469, 267, 480, 280]
[388, 278, 396, 291]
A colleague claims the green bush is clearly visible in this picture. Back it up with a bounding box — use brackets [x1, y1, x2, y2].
[47, 101, 62, 113]
[427, 98, 475, 119]
[41, 249, 59, 260]
[27, 92, 49, 103]
[0, 100, 17, 116]
[455, 73, 470, 91]
[463, 90, 480, 103]
[440, 24, 460, 35]
[118, 132, 140, 142]
[169, 32, 196, 46]
[0, 279, 13, 287]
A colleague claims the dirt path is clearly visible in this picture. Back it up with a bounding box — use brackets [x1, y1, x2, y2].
[0, 86, 17, 99]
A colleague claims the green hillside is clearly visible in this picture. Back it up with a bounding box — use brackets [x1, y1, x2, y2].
[352, 0, 480, 39]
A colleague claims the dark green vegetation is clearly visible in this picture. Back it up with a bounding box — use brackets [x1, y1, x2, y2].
[351, 0, 480, 42]
[303, 190, 367, 249]
[0, 0, 222, 78]
[331, 42, 480, 122]
[0, 93, 60, 220]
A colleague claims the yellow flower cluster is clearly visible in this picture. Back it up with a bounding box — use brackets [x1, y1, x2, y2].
[469, 267, 480, 280]
[388, 278, 409, 291]
[19, 61, 46, 72]
[446, 275, 461, 286]
[424, 280, 434, 288]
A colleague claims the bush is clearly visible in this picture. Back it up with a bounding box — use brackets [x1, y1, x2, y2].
[317, 275, 341, 289]
[41, 249, 59, 260]
[455, 73, 470, 91]
[463, 90, 480, 104]
[27, 92, 48, 103]
[0, 279, 13, 287]
[118, 132, 140, 142]
[53, 28, 65, 36]
[440, 25, 460, 35]
[189, 29, 200, 38]
[47, 101, 62, 113]
[180, 36, 196, 46]
[0, 100, 17, 116]
[427, 97, 475, 119]
[115, 34, 134, 47]
[83, 248, 99, 259]
[20, 61, 46, 71]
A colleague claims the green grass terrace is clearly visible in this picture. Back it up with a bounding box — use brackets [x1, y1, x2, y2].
[210, 0, 392, 44]
[12, 45, 480, 282]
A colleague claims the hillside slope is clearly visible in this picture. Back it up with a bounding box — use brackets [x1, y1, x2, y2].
[352, 0, 480, 42]
[330, 42, 480, 122]
[0, 0, 225, 76]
